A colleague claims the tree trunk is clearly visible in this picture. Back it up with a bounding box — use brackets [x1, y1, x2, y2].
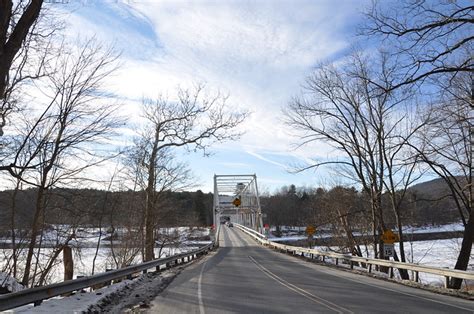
[63, 245, 73, 281]
[144, 129, 159, 262]
[21, 187, 45, 286]
[449, 214, 474, 289]
[144, 197, 155, 261]
[10, 186, 19, 278]
[392, 201, 409, 280]
[0, 0, 43, 100]
[392, 249, 410, 280]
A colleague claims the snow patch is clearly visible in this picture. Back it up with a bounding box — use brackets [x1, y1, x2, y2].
[0, 272, 24, 294]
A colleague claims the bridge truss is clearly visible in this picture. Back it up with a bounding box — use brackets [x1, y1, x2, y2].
[213, 174, 263, 233]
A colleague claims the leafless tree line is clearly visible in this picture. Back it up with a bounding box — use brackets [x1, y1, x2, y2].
[285, 0, 472, 288]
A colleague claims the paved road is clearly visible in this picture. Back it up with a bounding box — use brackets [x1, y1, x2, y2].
[147, 226, 474, 313]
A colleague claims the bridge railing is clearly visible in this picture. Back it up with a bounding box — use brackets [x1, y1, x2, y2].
[0, 230, 219, 312]
[234, 223, 474, 288]
[236, 223, 267, 240]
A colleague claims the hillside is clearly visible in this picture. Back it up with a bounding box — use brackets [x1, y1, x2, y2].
[409, 177, 457, 199]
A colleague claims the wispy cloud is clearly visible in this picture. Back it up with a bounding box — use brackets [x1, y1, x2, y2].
[245, 150, 288, 169]
[49, 0, 365, 191]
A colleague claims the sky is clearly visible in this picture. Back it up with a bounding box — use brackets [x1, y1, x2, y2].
[47, 0, 369, 193]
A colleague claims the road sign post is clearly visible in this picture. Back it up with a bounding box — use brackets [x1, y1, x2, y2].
[381, 229, 399, 259]
[305, 225, 316, 248]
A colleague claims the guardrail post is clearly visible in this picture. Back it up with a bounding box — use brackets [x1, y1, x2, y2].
[390, 267, 394, 278]
[350, 261, 354, 270]
[335, 258, 338, 266]
[414, 271, 419, 282]
[106, 268, 113, 286]
[75, 276, 86, 293]
[322, 256, 325, 262]
[445, 276, 450, 288]
[368, 264, 372, 273]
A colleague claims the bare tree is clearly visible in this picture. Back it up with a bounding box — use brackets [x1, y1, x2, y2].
[0, 0, 46, 136]
[135, 87, 248, 261]
[285, 52, 421, 279]
[130, 145, 192, 262]
[321, 186, 365, 256]
[0, 0, 44, 97]
[361, 0, 473, 288]
[408, 72, 472, 288]
[362, 0, 473, 91]
[11, 38, 121, 286]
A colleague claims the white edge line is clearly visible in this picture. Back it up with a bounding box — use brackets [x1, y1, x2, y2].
[198, 260, 206, 314]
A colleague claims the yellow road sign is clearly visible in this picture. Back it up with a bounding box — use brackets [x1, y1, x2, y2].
[381, 229, 399, 244]
[306, 225, 316, 236]
[233, 198, 241, 207]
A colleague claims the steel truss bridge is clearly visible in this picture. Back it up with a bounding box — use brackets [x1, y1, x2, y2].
[213, 174, 263, 233]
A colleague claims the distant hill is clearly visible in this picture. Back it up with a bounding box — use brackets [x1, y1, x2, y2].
[408, 177, 452, 199]
[404, 177, 462, 225]
[408, 176, 467, 200]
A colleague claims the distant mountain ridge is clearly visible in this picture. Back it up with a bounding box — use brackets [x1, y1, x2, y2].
[408, 176, 465, 199]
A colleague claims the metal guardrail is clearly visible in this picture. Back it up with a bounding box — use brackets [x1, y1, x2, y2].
[236, 223, 266, 239]
[0, 234, 218, 311]
[234, 223, 474, 287]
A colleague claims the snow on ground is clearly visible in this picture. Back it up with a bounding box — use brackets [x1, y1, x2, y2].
[397, 238, 473, 285]
[403, 222, 464, 234]
[269, 236, 308, 242]
[0, 226, 211, 247]
[313, 237, 473, 287]
[0, 227, 211, 286]
[10, 268, 181, 313]
[12, 279, 134, 313]
[0, 272, 24, 293]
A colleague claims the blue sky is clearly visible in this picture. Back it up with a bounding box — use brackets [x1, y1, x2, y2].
[50, 0, 369, 193]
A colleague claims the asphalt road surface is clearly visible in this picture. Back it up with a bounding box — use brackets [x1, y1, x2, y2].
[147, 226, 474, 313]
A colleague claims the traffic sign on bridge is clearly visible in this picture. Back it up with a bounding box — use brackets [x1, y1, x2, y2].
[233, 198, 241, 207]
